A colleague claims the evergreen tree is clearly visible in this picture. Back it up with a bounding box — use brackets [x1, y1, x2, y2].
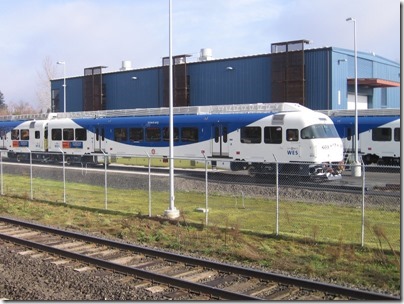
[0, 90, 6, 110]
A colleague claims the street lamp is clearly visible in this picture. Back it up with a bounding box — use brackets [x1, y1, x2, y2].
[346, 17, 361, 177]
[57, 61, 66, 113]
[164, 0, 179, 219]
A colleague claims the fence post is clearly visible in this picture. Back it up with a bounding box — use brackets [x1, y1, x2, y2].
[58, 148, 66, 204]
[361, 161, 366, 247]
[204, 155, 209, 226]
[26, 148, 33, 200]
[273, 155, 279, 236]
[0, 152, 3, 196]
[146, 152, 152, 217]
[101, 150, 108, 210]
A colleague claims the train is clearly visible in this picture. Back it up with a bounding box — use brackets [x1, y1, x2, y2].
[0, 103, 344, 179]
[318, 109, 400, 166]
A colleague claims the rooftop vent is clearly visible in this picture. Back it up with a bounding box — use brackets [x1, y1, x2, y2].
[198, 48, 213, 61]
[120, 60, 132, 71]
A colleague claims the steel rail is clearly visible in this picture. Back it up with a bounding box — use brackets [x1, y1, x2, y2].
[0, 216, 399, 301]
[0, 230, 259, 300]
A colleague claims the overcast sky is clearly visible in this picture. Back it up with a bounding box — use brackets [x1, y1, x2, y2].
[0, 0, 400, 109]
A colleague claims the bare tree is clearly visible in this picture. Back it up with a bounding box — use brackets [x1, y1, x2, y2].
[36, 56, 57, 113]
[7, 100, 38, 115]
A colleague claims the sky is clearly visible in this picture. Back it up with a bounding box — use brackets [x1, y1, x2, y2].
[0, 0, 400, 110]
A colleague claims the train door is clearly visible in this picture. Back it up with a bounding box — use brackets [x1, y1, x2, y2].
[0, 128, 6, 150]
[211, 124, 229, 157]
[30, 121, 47, 152]
[94, 126, 105, 152]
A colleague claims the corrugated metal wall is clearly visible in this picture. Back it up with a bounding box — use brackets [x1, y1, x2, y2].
[50, 47, 400, 112]
[304, 48, 331, 110]
[188, 55, 270, 106]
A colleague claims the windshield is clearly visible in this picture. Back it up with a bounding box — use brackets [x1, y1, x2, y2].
[301, 124, 339, 139]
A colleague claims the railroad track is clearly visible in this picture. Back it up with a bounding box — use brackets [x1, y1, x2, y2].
[0, 216, 398, 301]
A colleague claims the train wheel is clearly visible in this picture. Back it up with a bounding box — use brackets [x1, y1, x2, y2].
[65, 156, 72, 166]
[248, 166, 256, 177]
[16, 154, 23, 163]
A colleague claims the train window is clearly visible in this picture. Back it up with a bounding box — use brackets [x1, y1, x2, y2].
[181, 127, 199, 142]
[114, 128, 127, 142]
[163, 127, 179, 141]
[52, 129, 62, 140]
[301, 124, 339, 139]
[223, 127, 228, 143]
[129, 128, 144, 142]
[214, 126, 228, 143]
[35, 131, 40, 139]
[214, 127, 219, 143]
[372, 128, 391, 141]
[75, 128, 87, 141]
[11, 129, 19, 140]
[394, 128, 400, 142]
[21, 129, 29, 140]
[347, 128, 352, 141]
[264, 127, 282, 144]
[146, 127, 161, 142]
[240, 127, 261, 143]
[63, 128, 74, 141]
[287, 129, 299, 141]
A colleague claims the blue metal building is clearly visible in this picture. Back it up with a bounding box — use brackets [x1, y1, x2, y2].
[50, 40, 400, 112]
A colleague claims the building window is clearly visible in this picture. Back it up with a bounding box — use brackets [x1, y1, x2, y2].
[381, 88, 387, 108]
[51, 89, 60, 112]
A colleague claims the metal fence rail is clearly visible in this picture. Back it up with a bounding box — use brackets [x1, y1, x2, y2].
[0, 152, 400, 250]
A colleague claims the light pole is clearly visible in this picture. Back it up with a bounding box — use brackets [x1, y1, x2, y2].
[164, 0, 179, 219]
[57, 61, 66, 113]
[346, 17, 361, 177]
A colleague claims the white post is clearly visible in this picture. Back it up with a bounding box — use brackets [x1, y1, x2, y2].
[0, 152, 3, 196]
[58, 148, 66, 204]
[101, 150, 108, 210]
[204, 155, 209, 226]
[164, 0, 179, 219]
[26, 148, 33, 200]
[146, 152, 152, 217]
[346, 17, 361, 177]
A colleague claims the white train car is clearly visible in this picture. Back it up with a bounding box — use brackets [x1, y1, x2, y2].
[320, 109, 400, 166]
[1, 103, 344, 179]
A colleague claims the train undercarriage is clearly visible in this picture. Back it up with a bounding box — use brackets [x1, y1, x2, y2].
[230, 160, 343, 180]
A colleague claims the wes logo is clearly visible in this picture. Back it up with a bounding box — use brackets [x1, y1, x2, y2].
[287, 148, 299, 156]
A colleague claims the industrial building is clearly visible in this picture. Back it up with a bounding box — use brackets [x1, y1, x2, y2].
[50, 39, 400, 112]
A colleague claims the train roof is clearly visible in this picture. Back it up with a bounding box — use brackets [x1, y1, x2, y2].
[0, 103, 313, 122]
[317, 108, 400, 117]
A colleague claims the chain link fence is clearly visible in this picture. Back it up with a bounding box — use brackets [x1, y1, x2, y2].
[0, 152, 400, 251]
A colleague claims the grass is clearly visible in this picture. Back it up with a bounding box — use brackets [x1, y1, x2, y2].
[0, 173, 400, 295]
